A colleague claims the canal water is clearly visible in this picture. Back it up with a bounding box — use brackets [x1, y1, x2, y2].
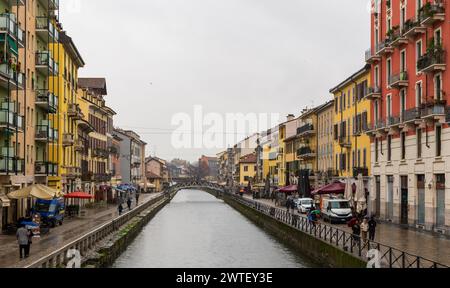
[113, 189, 314, 268]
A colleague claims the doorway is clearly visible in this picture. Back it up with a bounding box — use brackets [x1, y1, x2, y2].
[387, 176, 394, 220]
[401, 176, 409, 225]
[417, 175, 425, 225]
[436, 174, 445, 228]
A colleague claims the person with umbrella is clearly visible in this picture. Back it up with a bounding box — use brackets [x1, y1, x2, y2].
[127, 197, 132, 211]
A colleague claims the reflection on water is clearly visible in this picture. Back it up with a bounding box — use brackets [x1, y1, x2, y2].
[113, 190, 313, 268]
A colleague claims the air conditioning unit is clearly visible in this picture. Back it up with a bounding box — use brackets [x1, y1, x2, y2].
[35, 164, 44, 173]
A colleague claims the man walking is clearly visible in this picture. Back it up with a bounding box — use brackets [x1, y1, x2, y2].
[16, 225, 30, 259]
[127, 197, 132, 211]
[135, 191, 140, 206]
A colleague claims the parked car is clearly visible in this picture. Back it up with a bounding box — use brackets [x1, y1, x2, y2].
[321, 198, 352, 224]
[296, 198, 314, 214]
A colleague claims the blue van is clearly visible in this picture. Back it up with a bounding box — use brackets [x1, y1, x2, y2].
[34, 198, 65, 227]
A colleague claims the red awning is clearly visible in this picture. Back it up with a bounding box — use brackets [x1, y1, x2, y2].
[277, 185, 298, 193]
[64, 192, 94, 199]
[311, 182, 356, 195]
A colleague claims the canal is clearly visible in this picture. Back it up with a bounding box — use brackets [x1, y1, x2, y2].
[113, 189, 315, 268]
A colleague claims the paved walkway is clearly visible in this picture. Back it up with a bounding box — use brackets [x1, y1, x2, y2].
[243, 195, 450, 266]
[0, 193, 162, 268]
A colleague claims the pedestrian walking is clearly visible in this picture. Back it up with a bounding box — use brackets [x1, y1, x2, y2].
[351, 219, 361, 242]
[26, 228, 33, 258]
[16, 225, 30, 259]
[118, 204, 124, 215]
[135, 192, 140, 206]
[368, 216, 377, 241]
[127, 198, 132, 211]
[286, 197, 291, 213]
[361, 218, 369, 242]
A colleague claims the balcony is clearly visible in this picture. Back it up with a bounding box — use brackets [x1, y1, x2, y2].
[35, 16, 58, 43]
[417, 48, 446, 73]
[62, 133, 74, 147]
[39, 0, 60, 10]
[296, 123, 315, 137]
[421, 100, 446, 122]
[338, 136, 352, 148]
[74, 138, 84, 152]
[36, 51, 58, 76]
[94, 173, 112, 182]
[389, 72, 408, 89]
[35, 89, 58, 113]
[0, 102, 24, 132]
[35, 125, 58, 142]
[268, 152, 278, 161]
[402, 18, 426, 39]
[364, 119, 387, 136]
[0, 156, 24, 175]
[0, 64, 25, 90]
[62, 166, 81, 179]
[353, 167, 369, 178]
[365, 86, 382, 100]
[365, 48, 381, 64]
[376, 39, 394, 56]
[419, 2, 445, 27]
[35, 162, 58, 176]
[403, 107, 423, 125]
[0, 13, 25, 48]
[297, 147, 316, 159]
[67, 103, 83, 119]
[92, 148, 109, 159]
[390, 28, 408, 48]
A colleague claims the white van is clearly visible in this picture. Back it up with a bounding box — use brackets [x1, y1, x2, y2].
[295, 198, 314, 214]
[321, 198, 352, 224]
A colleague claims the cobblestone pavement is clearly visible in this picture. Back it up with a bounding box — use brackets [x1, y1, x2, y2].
[0, 193, 161, 268]
[243, 195, 450, 266]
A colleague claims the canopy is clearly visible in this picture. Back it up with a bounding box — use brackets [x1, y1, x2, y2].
[311, 181, 356, 196]
[344, 177, 354, 207]
[277, 185, 298, 193]
[7, 184, 63, 200]
[64, 192, 94, 199]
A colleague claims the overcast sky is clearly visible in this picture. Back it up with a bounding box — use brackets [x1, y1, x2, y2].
[61, 0, 370, 162]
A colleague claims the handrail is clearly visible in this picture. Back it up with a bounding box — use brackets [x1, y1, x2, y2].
[25, 193, 166, 268]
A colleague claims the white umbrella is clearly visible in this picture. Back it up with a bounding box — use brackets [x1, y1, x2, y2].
[344, 177, 354, 207]
[356, 174, 366, 214]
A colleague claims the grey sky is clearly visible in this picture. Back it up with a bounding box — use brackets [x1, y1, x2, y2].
[61, 0, 370, 162]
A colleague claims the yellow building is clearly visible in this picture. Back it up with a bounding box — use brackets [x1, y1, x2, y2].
[297, 109, 319, 175]
[48, 31, 85, 191]
[330, 65, 371, 179]
[239, 153, 257, 186]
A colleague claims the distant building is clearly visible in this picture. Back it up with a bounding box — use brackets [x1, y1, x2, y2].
[239, 153, 257, 186]
[198, 155, 219, 181]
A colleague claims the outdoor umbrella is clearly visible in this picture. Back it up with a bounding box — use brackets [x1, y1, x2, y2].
[344, 177, 354, 208]
[8, 184, 62, 200]
[64, 192, 95, 199]
[311, 181, 355, 195]
[356, 174, 367, 214]
[278, 185, 298, 193]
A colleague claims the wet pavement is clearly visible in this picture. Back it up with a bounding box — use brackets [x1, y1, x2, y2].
[243, 195, 450, 266]
[0, 193, 161, 268]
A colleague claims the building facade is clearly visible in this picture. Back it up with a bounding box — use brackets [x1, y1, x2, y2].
[330, 65, 371, 179]
[316, 100, 335, 184]
[239, 153, 257, 186]
[366, 0, 449, 233]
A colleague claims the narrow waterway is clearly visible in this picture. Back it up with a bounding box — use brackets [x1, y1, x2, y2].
[113, 189, 315, 268]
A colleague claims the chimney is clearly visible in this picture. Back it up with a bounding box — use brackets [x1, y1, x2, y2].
[286, 114, 295, 121]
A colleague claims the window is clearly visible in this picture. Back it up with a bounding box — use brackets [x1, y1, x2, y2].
[416, 40, 422, 73]
[363, 149, 367, 168]
[400, 89, 407, 118]
[375, 66, 379, 87]
[401, 132, 406, 160]
[387, 58, 392, 86]
[244, 166, 248, 172]
[417, 129, 422, 158]
[416, 82, 422, 107]
[435, 74, 442, 100]
[436, 125, 442, 157]
[387, 135, 392, 162]
[400, 50, 406, 72]
[343, 93, 346, 110]
[375, 139, 379, 163]
[387, 95, 392, 117]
